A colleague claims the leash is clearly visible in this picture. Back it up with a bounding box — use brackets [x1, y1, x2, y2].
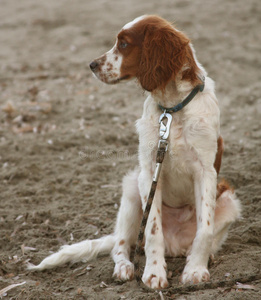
[133, 111, 172, 283]
[133, 78, 205, 284]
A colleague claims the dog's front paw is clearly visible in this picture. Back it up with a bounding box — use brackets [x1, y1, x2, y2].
[113, 260, 134, 281]
[142, 263, 168, 289]
[181, 263, 210, 284]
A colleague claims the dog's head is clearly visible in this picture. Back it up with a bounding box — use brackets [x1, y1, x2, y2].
[90, 15, 201, 92]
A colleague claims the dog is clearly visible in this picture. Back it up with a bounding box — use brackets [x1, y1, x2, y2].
[28, 15, 241, 289]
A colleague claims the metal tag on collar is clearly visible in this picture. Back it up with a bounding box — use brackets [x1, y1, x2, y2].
[159, 111, 172, 140]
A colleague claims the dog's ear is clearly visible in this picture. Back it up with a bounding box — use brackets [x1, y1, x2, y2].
[137, 25, 199, 92]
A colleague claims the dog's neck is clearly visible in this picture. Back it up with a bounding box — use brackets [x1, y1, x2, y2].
[151, 77, 197, 108]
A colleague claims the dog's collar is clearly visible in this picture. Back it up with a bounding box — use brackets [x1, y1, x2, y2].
[158, 76, 205, 113]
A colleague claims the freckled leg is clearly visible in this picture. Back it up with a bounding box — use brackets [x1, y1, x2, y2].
[138, 171, 168, 289]
[112, 169, 142, 281]
[182, 168, 216, 284]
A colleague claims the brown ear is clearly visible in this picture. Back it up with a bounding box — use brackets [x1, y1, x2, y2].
[137, 26, 191, 92]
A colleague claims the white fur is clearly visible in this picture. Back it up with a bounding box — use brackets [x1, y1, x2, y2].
[91, 41, 123, 84]
[123, 15, 146, 30]
[29, 17, 241, 289]
[28, 235, 115, 271]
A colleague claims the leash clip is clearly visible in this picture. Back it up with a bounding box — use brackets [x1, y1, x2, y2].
[159, 111, 172, 140]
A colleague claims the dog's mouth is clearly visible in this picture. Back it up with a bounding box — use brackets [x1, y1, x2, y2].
[93, 73, 131, 85]
[109, 75, 131, 84]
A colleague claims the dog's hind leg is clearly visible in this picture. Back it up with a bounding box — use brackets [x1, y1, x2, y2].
[211, 181, 241, 254]
[112, 168, 142, 281]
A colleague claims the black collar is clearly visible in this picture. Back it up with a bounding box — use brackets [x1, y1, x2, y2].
[158, 77, 205, 113]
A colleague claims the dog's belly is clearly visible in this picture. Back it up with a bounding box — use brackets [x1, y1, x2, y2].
[162, 202, 197, 256]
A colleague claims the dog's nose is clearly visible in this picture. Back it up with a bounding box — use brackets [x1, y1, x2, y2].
[89, 61, 99, 71]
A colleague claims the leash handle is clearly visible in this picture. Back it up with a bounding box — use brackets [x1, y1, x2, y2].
[159, 112, 172, 140]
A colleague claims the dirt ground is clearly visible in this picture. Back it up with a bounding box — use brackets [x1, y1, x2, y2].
[0, 0, 261, 299]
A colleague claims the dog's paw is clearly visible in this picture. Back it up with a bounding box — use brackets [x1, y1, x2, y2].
[181, 264, 210, 284]
[142, 263, 168, 289]
[113, 260, 134, 281]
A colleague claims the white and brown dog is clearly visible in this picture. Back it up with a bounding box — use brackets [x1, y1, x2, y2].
[28, 15, 241, 289]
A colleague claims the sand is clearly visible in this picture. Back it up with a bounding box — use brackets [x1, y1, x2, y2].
[0, 0, 260, 299]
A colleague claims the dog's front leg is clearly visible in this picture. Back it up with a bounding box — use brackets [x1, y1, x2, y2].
[138, 170, 168, 289]
[112, 169, 142, 281]
[182, 167, 217, 284]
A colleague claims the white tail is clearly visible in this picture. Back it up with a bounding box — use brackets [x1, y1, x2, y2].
[27, 235, 116, 271]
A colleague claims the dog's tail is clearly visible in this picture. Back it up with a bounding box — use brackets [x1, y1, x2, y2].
[27, 235, 116, 271]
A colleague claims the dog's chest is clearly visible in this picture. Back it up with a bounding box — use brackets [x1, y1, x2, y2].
[138, 112, 194, 168]
[161, 121, 196, 205]
[137, 111, 196, 205]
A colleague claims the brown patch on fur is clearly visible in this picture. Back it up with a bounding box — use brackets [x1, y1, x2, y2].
[153, 260, 157, 265]
[119, 239, 125, 245]
[106, 62, 113, 72]
[149, 274, 156, 280]
[151, 222, 157, 235]
[216, 179, 233, 199]
[111, 72, 118, 78]
[152, 250, 156, 254]
[117, 252, 122, 255]
[214, 136, 224, 175]
[157, 208, 161, 214]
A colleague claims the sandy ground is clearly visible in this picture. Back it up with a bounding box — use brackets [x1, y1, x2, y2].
[0, 0, 261, 299]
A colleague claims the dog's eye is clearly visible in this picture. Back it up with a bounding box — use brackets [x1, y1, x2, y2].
[119, 41, 128, 49]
